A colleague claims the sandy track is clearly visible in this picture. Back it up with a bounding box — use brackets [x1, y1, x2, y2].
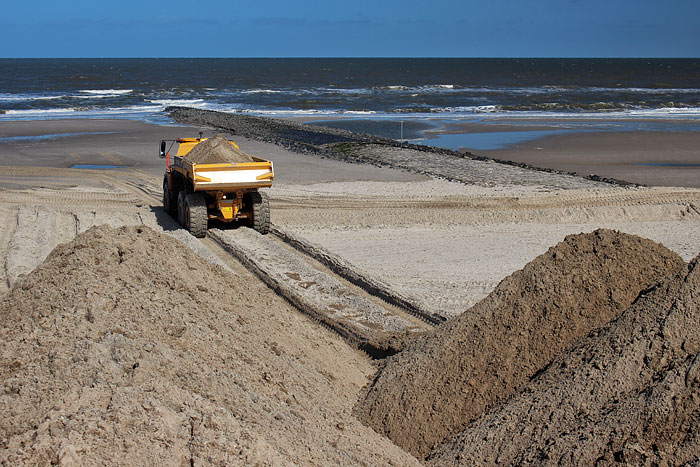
[209, 227, 430, 356]
[272, 184, 700, 217]
[272, 226, 442, 325]
[0, 206, 17, 294]
[272, 180, 700, 318]
[0, 166, 434, 357]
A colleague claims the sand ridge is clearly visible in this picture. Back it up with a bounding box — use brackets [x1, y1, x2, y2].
[429, 254, 700, 465]
[356, 229, 685, 458]
[0, 225, 419, 466]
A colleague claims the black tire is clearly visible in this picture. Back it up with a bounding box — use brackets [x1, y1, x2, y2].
[163, 176, 176, 215]
[185, 193, 208, 238]
[177, 190, 187, 227]
[247, 190, 270, 234]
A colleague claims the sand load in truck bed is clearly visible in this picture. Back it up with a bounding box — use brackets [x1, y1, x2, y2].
[356, 229, 685, 459]
[184, 133, 256, 164]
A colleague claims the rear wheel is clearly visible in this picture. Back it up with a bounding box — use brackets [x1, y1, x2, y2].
[185, 193, 208, 238]
[177, 190, 187, 226]
[163, 176, 176, 215]
[247, 190, 270, 234]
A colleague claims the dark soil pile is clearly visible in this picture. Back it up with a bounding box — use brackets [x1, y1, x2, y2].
[0, 225, 419, 466]
[184, 133, 256, 164]
[429, 255, 700, 466]
[356, 229, 684, 458]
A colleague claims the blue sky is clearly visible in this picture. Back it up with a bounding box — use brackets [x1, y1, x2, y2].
[1, 0, 698, 57]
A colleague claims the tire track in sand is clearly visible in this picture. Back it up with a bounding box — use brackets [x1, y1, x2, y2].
[209, 227, 430, 357]
[0, 206, 19, 294]
[114, 174, 435, 355]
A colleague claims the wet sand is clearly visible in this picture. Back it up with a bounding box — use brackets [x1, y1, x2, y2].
[292, 115, 700, 187]
[485, 129, 700, 188]
[0, 118, 425, 184]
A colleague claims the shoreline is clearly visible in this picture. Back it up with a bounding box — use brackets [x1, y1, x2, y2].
[2, 110, 700, 188]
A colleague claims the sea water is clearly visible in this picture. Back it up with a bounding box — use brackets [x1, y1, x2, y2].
[1, 58, 699, 149]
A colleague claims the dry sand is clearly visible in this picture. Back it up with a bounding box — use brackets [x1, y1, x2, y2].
[429, 253, 700, 466]
[2, 116, 700, 465]
[271, 181, 700, 319]
[356, 230, 685, 458]
[0, 225, 419, 466]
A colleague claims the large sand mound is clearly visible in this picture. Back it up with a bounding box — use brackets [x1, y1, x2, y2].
[0, 225, 419, 466]
[184, 133, 256, 164]
[356, 229, 684, 458]
[429, 255, 700, 466]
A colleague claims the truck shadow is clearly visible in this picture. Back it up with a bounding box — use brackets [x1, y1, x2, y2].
[149, 206, 247, 235]
[149, 206, 183, 232]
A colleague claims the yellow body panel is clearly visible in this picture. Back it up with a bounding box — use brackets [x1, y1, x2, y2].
[220, 206, 235, 220]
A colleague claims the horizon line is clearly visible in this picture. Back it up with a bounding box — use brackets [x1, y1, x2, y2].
[2, 56, 699, 60]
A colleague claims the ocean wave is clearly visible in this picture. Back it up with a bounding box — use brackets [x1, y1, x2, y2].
[587, 86, 700, 95]
[0, 93, 67, 102]
[375, 84, 458, 93]
[4, 102, 700, 124]
[148, 99, 206, 107]
[2, 105, 162, 119]
[240, 89, 284, 94]
[235, 108, 378, 116]
[4, 108, 83, 115]
[79, 89, 133, 96]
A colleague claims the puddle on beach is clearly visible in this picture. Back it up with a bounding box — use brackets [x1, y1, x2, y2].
[306, 117, 700, 151]
[634, 162, 700, 167]
[71, 164, 126, 169]
[425, 130, 576, 150]
[0, 131, 118, 143]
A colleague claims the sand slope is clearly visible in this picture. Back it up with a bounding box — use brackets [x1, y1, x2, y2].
[0, 225, 419, 466]
[356, 229, 684, 458]
[430, 255, 700, 466]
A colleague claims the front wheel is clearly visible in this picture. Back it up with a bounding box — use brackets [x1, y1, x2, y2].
[163, 176, 176, 215]
[177, 190, 187, 226]
[247, 191, 270, 235]
[185, 193, 208, 238]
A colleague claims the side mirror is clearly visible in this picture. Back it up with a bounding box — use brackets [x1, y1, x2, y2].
[159, 141, 166, 158]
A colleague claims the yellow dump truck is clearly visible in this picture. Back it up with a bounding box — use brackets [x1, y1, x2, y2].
[159, 135, 273, 237]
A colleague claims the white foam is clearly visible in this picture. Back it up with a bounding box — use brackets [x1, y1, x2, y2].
[0, 93, 67, 102]
[240, 89, 283, 94]
[148, 99, 206, 107]
[79, 89, 133, 96]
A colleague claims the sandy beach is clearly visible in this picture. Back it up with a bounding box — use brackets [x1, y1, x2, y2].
[2, 112, 700, 464]
[486, 126, 700, 188]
